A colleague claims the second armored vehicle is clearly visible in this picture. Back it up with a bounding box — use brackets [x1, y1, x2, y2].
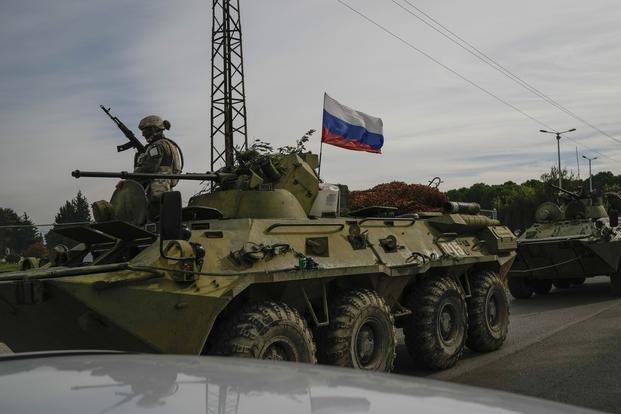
[508, 185, 621, 299]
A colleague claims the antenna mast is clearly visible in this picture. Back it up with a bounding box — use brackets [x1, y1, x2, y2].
[211, 0, 248, 171]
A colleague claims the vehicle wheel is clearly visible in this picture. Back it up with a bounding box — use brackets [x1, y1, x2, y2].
[553, 280, 571, 289]
[533, 280, 553, 295]
[403, 275, 467, 370]
[466, 271, 509, 352]
[214, 301, 317, 363]
[611, 275, 621, 296]
[570, 277, 586, 285]
[322, 289, 396, 372]
[507, 277, 534, 299]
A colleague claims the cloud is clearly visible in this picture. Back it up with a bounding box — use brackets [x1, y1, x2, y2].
[1, 0, 621, 225]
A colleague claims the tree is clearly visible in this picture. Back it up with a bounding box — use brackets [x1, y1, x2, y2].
[0, 208, 20, 256]
[72, 191, 91, 223]
[16, 213, 41, 253]
[45, 191, 92, 248]
[23, 241, 47, 258]
[540, 166, 581, 195]
[0, 208, 41, 256]
[592, 171, 621, 193]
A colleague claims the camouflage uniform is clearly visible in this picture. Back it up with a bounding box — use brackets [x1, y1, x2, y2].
[134, 115, 183, 218]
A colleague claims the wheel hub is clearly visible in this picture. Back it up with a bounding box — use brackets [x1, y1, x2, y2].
[356, 324, 376, 364]
[262, 338, 296, 361]
[487, 296, 498, 325]
[438, 303, 456, 342]
[484, 288, 505, 334]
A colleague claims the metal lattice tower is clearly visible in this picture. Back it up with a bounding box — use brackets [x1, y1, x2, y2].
[211, 0, 248, 171]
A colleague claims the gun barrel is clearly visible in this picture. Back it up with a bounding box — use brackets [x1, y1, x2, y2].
[72, 170, 230, 181]
[549, 184, 580, 198]
[443, 201, 481, 215]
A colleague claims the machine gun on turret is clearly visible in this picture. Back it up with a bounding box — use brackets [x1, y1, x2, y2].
[546, 183, 608, 221]
[549, 183, 581, 200]
[72, 151, 323, 221]
[71, 170, 235, 182]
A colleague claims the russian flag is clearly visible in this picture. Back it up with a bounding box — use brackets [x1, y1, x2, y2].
[322, 93, 384, 154]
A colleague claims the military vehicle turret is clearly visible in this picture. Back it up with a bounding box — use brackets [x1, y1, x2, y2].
[0, 150, 517, 371]
[508, 184, 621, 299]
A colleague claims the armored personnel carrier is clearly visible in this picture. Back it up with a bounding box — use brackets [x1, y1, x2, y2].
[0, 151, 516, 371]
[508, 185, 621, 299]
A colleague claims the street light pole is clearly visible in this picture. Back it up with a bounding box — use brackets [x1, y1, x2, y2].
[539, 128, 577, 190]
[582, 155, 598, 193]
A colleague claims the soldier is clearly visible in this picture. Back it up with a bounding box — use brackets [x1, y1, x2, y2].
[134, 115, 183, 219]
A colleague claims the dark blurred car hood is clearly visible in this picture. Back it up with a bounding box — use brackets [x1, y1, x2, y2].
[0, 352, 600, 414]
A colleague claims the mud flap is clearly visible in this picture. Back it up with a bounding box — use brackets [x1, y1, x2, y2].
[0, 342, 13, 354]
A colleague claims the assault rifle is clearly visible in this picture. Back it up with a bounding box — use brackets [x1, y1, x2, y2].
[100, 105, 146, 153]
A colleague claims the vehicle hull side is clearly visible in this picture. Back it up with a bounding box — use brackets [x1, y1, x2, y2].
[509, 240, 621, 280]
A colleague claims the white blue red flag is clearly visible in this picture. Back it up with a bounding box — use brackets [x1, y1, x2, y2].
[321, 93, 384, 154]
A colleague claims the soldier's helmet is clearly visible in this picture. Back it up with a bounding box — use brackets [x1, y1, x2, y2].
[138, 115, 166, 131]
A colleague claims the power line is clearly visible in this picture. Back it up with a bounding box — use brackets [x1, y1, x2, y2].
[393, 0, 621, 148]
[336, 0, 549, 128]
[334, 0, 613, 160]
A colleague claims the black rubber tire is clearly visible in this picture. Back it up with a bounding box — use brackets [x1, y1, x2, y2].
[322, 289, 396, 372]
[507, 277, 534, 299]
[570, 277, 586, 286]
[533, 280, 553, 295]
[214, 301, 317, 363]
[466, 271, 509, 352]
[553, 280, 571, 289]
[611, 275, 621, 296]
[403, 275, 467, 370]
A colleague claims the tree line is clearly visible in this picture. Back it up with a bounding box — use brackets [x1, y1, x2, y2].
[446, 168, 621, 232]
[0, 191, 91, 260]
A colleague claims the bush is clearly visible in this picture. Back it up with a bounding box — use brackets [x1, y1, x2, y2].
[23, 241, 47, 258]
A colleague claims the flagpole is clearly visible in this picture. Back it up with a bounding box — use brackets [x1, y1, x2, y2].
[319, 93, 325, 180]
[318, 140, 324, 180]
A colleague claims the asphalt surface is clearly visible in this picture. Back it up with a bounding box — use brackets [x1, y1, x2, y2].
[395, 276, 621, 413]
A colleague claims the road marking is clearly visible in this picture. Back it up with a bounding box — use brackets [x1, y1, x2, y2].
[431, 300, 621, 381]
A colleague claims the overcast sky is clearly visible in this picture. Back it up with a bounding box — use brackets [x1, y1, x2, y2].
[1, 0, 621, 226]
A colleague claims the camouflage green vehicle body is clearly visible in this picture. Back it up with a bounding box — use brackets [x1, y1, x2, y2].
[508, 189, 621, 298]
[0, 153, 517, 371]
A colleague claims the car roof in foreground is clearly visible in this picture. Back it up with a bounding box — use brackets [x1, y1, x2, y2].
[0, 352, 602, 414]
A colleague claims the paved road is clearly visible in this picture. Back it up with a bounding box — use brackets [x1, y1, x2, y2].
[395, 276, 621, 413]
